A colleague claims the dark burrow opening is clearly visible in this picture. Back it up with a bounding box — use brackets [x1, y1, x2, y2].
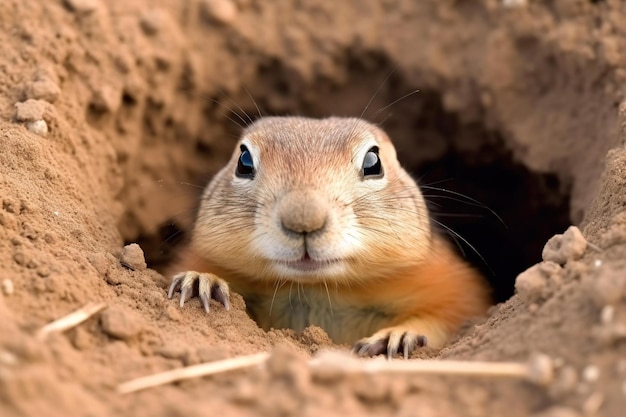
[136, 54, 573, 304]
[409, 117, 572, 302]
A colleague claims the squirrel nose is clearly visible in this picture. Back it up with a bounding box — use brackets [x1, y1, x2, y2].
[278, 191, 328, 235]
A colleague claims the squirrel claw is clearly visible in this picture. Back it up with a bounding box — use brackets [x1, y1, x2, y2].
[353, 331, 427, 359]
[168, 271, 230, 313]
[353, 339, 387, 357]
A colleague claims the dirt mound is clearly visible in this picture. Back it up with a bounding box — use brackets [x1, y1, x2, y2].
[1, 0, 626, 416]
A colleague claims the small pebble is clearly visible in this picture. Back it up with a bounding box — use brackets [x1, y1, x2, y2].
[502, 0, 528, 8]
[582, 365, 600, 383]
[63, 0, 100, 14]
[542, 226, 587, 265]
[119, 243, 147, 271]
[593, 259, 602, 268]
[26, 120, 48, 137]
[200, 0, 238, 25]
[1, 279, 14, 295]
[0, 350, 18, 366]
[528, 353, 554, 386]
[600, 305, 614, 324]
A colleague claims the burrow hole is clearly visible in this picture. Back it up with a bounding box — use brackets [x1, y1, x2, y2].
[137, 53, 572, 303]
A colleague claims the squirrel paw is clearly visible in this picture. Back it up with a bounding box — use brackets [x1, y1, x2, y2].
[353, 329, 427, 359]
[167, 271, 230, 313]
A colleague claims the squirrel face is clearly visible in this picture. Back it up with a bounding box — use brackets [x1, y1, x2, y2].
[192, 117, 433, 285]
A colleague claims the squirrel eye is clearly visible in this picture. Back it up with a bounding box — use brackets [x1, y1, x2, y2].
[236, 145, 255, 179]
[362, 146, 383, 178]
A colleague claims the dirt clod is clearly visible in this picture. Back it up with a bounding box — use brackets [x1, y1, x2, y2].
[100, 306, 145, 340]
[25, 77, 61, 103]
[119, 243, 147, 271]
[515, 265, 547, 301]
[542, 226, 588, 266]
[14, 99, 48, 122]
[514, 261, 562, 302]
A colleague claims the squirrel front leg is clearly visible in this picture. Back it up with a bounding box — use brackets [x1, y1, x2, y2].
[353, 317, 451, 359]
[166, 247, 231, 313]
[351, 239, 491, 358]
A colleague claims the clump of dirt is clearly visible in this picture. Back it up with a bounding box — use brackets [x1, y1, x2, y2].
[1, 0, 626, 416]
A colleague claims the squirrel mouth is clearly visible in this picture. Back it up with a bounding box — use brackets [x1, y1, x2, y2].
[278, 252, 341, 273]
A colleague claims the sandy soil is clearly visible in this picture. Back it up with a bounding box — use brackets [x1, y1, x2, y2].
[1, 0, 626, 416]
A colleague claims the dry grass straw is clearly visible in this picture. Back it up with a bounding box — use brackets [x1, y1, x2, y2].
[36, 302, 106, 340]
[118, 349, 553, 394]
